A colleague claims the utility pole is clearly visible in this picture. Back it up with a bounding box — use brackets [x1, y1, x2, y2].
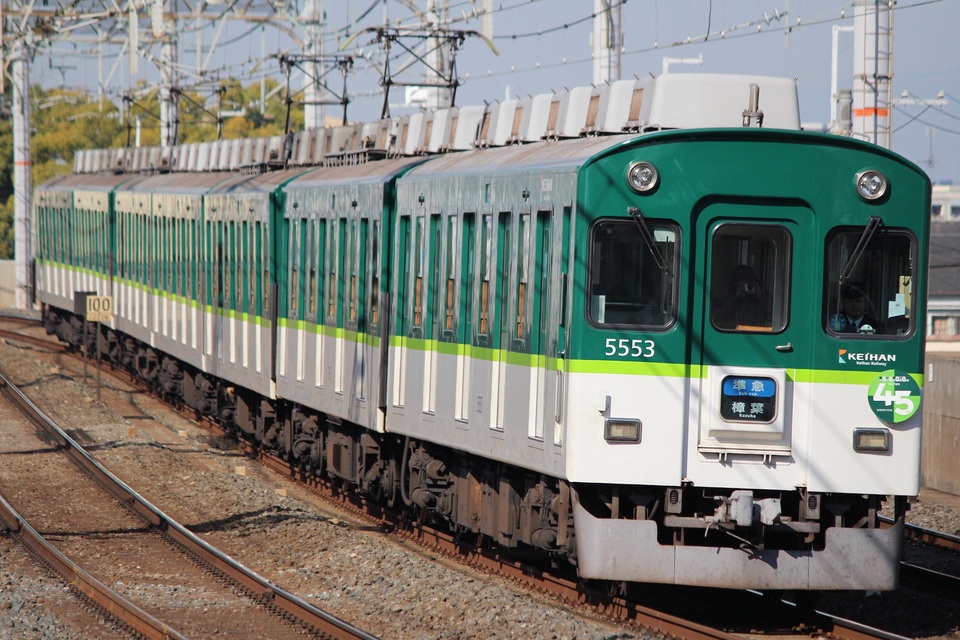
[159, 0, 179, 147]
[425, 0, 451, 110]
[11, 43, 33, 309]
[1, 0, 311, 310]
[852, 0, 893, 148]
[592, 0, 622, 84]
[302, 0, 324, 128]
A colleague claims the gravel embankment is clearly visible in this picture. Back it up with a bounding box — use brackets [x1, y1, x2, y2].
[0, 328, 642, 640]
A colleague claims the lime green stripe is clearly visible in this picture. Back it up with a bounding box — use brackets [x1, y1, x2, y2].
[569, 359, 698, 378]
[277, 317, 382, 348]
[47, 260, 921, 388]
[794, 368, 924, 387]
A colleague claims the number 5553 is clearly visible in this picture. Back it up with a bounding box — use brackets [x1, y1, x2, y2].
[604, 338, 655, 358]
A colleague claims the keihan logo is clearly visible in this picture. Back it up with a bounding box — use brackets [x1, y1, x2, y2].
[838, 349, 896, 367]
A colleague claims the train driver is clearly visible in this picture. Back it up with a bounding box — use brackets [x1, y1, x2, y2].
[829, 285, 883, 334]
[712, 264, 771, 330]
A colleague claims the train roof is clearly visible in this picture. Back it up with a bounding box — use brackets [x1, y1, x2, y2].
[37, 172, 145, 192]
[206, 167, 315, 195]
[117, 171, 235, 195]
[64, 73, 806, 187]
[285, 156, 427, 190]
[397, 133, 637, 181]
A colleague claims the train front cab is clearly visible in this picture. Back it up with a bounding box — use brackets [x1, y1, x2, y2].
[567, 129, 930, 590]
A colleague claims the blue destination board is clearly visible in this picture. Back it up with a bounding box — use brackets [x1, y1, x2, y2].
[722, 377, 776, 398]
[721, 376, 776, 421]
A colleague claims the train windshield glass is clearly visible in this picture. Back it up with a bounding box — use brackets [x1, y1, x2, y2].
[588, 219, 678, 328]
[709, 224, 791, 333]
[824, 228, 916, 337]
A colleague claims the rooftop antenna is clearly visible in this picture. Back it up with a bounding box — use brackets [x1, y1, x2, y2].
[661, 53, 703, 75]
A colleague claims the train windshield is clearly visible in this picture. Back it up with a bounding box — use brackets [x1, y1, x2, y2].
[824, 227, 916, 337]
[709, 224, 792, 333]
[588, 218, 679, 328]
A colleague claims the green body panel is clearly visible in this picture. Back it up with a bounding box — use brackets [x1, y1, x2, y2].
[570, 129, 930, 379]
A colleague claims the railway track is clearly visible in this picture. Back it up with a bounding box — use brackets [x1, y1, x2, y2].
[0, 315, 951, 640]
[894, 521, 960, 598]
[0, 366, 379, 640]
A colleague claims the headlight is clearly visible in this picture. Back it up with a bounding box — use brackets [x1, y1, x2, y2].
[605, 418, 641, 442]
[627, 161, 659, 193]
[853, 427, 891, 452]
[855, 170, 887, 201]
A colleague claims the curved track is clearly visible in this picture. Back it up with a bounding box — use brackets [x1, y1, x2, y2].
[0, 316, 941, 640]
[0, 366, 379, 640]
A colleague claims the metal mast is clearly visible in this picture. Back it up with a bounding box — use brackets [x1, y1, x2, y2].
[11, 44, 33, 309]
[158, 0, 179, 146]
[592, 0, 622, 84]
[302, 0, 323, 128]
[852, 0, 893, 148]
[425, 0, 452, 110]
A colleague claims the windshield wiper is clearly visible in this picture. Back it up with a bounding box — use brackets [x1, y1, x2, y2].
[839, 216, 883, 284]
[628, 206, 667, 272]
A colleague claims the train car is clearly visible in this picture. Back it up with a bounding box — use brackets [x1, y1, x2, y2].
[35, 171, 144, 348]
[34, 73, 930, 592]
[376, 74, 929, 590]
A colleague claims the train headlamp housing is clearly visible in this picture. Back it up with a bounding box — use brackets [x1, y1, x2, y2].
[853, 427, 891, 452]
[855, 170, 888, 201]
[627, 161, 659, 193]
[604, 418, 641, 443]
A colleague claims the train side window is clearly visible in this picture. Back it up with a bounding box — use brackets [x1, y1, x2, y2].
[824, 227, 916, 338]
[347, 218, 364, 326]
[444, 215, 457, 336]
[515, 213, 530, 346]
[307, 219, 317, 317]
[587, 218, 679, 328]
[427, 213, 442, 338]
[413, 214, 425, 331]
[370, 220, 381, 328]
[289, 219, 299, 315]
[709, 224, 791, 333]
[326, 218, 340, 322]
[247, 221, 256, 312]
[478, 213, 493, 340]
[235, 220, 243, 312]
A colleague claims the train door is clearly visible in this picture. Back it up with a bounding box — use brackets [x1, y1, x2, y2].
[693, 203, 815, 462]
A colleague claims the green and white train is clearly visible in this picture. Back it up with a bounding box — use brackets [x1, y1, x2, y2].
[35, 73, 930, 591]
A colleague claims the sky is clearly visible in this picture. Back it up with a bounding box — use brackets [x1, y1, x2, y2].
[27, 0, 960, 183]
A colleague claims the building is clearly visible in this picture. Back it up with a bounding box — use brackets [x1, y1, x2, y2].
[927, 218, 960, 350]
[932, 183, 960, 220]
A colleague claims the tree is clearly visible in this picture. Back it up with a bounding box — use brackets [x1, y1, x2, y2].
[0, 78, 308, 257]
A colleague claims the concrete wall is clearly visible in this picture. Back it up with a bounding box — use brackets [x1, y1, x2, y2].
[0, 260, 16, 309]
[921, 355, 960, 495]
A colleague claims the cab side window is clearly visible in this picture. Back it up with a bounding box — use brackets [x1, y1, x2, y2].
[710, 224, 791, 333]
[587, 218, 679, 328]
[824, 228, 916, 337]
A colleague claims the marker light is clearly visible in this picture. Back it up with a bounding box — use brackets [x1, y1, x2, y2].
[856, 170, 888, 201]
[853, 428, 891, 452]
[627, 162, 659, 193]
[605, 418, 641, 442]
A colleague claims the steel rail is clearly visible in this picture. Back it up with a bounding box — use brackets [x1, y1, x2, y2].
[0, 369, 381, 640]
[1, 325, 927, 640]
[0, 493, 188, 640]
[879, 514, 960, 551]
[241, 424, 748, 640]
[899, 561, 960, 597]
